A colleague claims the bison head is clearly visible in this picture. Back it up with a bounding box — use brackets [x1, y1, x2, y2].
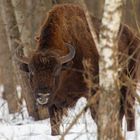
[16, 44, 75, 105]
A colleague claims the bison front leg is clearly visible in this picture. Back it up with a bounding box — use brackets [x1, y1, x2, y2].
[119, 86, 126, 127]
[120, 86, 136, 131]
[125, 92, 135, 131]
[48, 105, 63, 135]
[120, 85, 135, 131]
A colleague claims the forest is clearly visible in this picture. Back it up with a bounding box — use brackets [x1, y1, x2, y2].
[0, 0, 140, 140]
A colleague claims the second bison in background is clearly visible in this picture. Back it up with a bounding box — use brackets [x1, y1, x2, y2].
[16, 4, 140, 135]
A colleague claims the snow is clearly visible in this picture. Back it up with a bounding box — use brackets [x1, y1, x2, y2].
[0, 98, 9, 122]
[0, 98, 98, 140]
[0, 95, 140, 140]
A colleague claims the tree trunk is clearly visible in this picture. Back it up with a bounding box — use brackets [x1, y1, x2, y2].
[85, 0, 104, 18]
[0, 0, 39, 120]
[12, 0, 40, 119]
[98, 0, 123, 140]
[0, 14, 18, 113]
[11, 0, 32, 56]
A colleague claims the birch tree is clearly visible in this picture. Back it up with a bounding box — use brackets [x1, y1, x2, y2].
[97, 0, 123, 139]
[80, 0, 124, 139]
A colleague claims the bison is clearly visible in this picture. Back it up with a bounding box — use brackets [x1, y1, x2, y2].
[16, 4, 140, 135]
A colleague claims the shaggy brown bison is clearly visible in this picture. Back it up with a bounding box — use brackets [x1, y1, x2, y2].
[16, 4, 140, 135]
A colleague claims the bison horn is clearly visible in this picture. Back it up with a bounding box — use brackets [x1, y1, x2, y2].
[15, 45, 29, 64]
[59, 43, 75, 64]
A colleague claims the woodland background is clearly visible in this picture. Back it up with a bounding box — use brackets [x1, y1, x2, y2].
[0, 0, 139, 123]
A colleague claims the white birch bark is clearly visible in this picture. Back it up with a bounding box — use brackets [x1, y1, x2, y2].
[98, 0, 123, 140]
[81, 2, 123, 139]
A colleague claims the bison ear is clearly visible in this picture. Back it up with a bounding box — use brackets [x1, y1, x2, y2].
[19, 63, 29, 72]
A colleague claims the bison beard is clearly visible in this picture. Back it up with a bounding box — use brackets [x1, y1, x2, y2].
[16, 4, 140, 135]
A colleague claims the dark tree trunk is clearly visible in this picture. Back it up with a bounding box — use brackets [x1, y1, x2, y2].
[0, 14, 18, 113]
[0, 0, 39, 120]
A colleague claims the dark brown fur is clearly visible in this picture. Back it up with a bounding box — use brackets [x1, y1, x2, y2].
[20, 4, 140, 135]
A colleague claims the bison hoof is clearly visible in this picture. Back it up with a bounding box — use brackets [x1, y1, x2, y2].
[51, 130, 60, 136]
[127, 123, 135, 131]
[127, 119, 135, 131]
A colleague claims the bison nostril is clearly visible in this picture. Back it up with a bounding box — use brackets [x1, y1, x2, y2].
[40, 85, 47, 89]
[35, 85, 51, 94]
[41, 87, 48, 91]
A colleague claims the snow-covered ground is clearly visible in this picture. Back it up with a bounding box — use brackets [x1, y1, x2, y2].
[0, 95, 140, 140]
[0, 98, 97, 140]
